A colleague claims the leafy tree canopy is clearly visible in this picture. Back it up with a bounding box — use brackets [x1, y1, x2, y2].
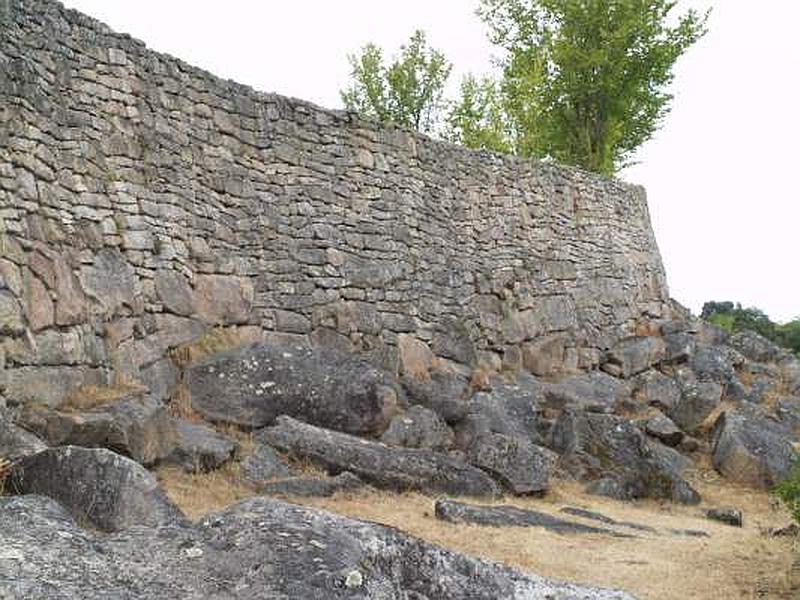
[701, 301, 800, 355]
[470, 0, 710, 175]
[341, 30, 452, 135]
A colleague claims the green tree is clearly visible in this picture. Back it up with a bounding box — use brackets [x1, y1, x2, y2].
[447, 75, 514, 153]
[341, 30, 452, 134]
[472, 0, 709, 175]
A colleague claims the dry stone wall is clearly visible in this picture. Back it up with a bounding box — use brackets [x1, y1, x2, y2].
[0, 0, 671, 408]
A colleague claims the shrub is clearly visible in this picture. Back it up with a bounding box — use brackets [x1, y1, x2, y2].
[774, 453, 800, 525]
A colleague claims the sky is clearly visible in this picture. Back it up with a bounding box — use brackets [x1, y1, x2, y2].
[59, 1, 800, 323]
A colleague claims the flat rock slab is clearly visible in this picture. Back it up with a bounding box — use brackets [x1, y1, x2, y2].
[434, 499, 628, 537]
[188, 342, 399, 434]
[165, 420, 238, 473]
[0, 419, 47, 461]
[560, 507, 657, 533]
[259, 416, 500, 497]
[240, 443, 292, 485]
[466, 433, 557, 495]
[9, 446, 184, 532]
[16, 393, 176, 466]
[258, 472, 365, 497]
[0, 495, 636, 599]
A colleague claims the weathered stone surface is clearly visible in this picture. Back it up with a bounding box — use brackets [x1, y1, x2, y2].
[398, 333, 435, 379]
[240, 443, 292, 485]
[466, 433, 557, 495]
[400, 368, 470, 424]
[0, 419, 47, 461]
[380, 405, 454, 451]
[559, 507, 657, 533]
[78, 248, 137, 316]
[552, 411, 700, 504]
[706, 508, 743, 527]
[668, 367, 723, 433]
[188, 342, 399, 433]
[522, 334, 572, 377]
[543, 371, 631, 414]
[0, 495, 634, 599]
[455, 374, 545, 447]
[165, 420, 237, 473]
[603, 336, 666, 378]
[689, 345, 738, 384]
[193, 274, 253, 325]
[711, 407, 798, 488]
[434, 500, 622, 536]
[9, 446, 184, 532]
[154, 269, 194, 316]
[23, 272, 54, 332]
[17, 393, 176, 466]
[0, 366, 107, 408]
[0, 289, 24, 335]
[776, 396, 800, 431]
[728, 330, 786, 363]
[0, 0, 672, 422]
[259, 472, 366, 498]
[632, 369, 682, 411]
[644, 413, 684, 447]
[260, 416, 500, 497]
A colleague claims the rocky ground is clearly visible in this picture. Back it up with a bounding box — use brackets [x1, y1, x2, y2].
[1, 317, 799, 598]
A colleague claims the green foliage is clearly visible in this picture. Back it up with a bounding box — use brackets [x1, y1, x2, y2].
[474, 0, 709, 175]
[701, 300, 800, 355]
[341, 30, 452, 134]
[447, 75, 514, 153]
[774, 454, 800, 525]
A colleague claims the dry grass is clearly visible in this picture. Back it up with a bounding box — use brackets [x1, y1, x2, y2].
[62, 382, 148, 411]
[169, 326, 260, 369]
[159, 464, 799, 599]
[0, 457, 12, 495]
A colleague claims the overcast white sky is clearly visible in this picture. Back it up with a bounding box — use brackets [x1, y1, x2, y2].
[60, 1, 799, 322]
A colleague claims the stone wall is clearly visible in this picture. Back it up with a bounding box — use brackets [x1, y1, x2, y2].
[0, 0, 670, 407]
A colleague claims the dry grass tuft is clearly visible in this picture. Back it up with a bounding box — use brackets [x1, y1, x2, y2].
[169, 326, 258, 369]
[62, 382, 148, 412]
[0, 457, 12, 495]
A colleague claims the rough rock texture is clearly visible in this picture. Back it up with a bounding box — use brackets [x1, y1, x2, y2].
[240, 443, 292, 485]
[165, 420, 238, 473]
[543, 372, 631, 414]
[380, 405, 454, 451]
[0, 495, 635, 599]
[16, 393, 176, 465]
[260, 416, 500, 497]
[711, 408, 798, 488]
[188, 343, 398, 433]
[466, 433, 557, 495]
[0, 418, 47, 461]
[552, 411, 700, 504]
[259, 472, 366, 498]
[603, 336, 666, 378]
[8, 446, 184, 532]
[644, 413, 684, 447]
[434, 499, 622, 536]
[0, 0, 670, 410]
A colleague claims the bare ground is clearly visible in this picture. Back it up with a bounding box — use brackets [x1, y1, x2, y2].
[157, 460, 800, 600]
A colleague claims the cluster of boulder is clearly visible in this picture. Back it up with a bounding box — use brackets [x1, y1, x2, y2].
[1, 317, 798, 597]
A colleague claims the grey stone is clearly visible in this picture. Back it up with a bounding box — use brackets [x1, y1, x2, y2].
[0, 365, 108, 408]
[728, 330, 787, 363]
[705, 508, 743, 527]
[632, 369, 681, 412]
[400, 368, 471, 424]
[543, 371, 631, 414]
[0, 418, 48, 461]
[9, 446, 184, 532]
[434, 499, 624, 536]
[239, 443, 292, 484]
[78, 248, 137, 316]
[776, 396, 800, 431]
[689, 345, 737, 384]
[552, 410, 700, 504]
[667, 367, 723, 433]
[466, 432, 557, 495]
[16, 392, 176, 466]
[0, 495, 635, 599]
[455, 374, 546, 448]
[645, 413, 684, 447]
[188, 342, 399, 434]
[259, 415, 500, 497]
[0, 289, 25, 335]
[259, 471, 365, 497]
[603, 336, 666, 378]
[711, 407, 798, 488]
[166, 420, 238, 473]
[559, 507, 657, 533]
[154, 270, 194, 316]
[380, 404, 455, 451]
